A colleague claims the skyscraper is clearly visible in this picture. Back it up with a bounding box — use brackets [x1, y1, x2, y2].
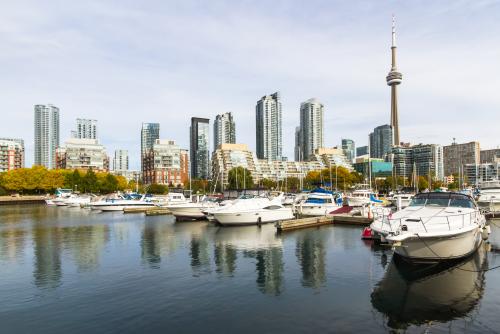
[370, 125, 393, 159]
[113, 149, 129, 171]
[34, 104, 60, 169]
[190, 117, 210, 179]
[356, 146, 368, 157]
[256, 92, 282, 160]
[341, 139, 355, 162]
[386, 15, 403, 146]
[141, 123, 160, 173]
[294, 127, 302, 161]
[299, 98, 324, 161]
[213, 112, 236, 151]
[74, 118, 98, 139]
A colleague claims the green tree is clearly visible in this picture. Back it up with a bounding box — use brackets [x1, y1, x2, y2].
[191, 179, 209, 194]
[147, 183, 169, 194]
[227, 167, 253, 190]
[82, 169, 98, 193]
[418, 176, 429, 191]
[284, 177, 300, 192]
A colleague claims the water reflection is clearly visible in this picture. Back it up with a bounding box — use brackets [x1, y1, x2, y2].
[33, 226, 62, 288]
[214, 244, 237, 275]
[295, 231, 327, 289]
[371, 247, 487, 330]
[0, 229, 26, 263]
[244, 247, 284, 295]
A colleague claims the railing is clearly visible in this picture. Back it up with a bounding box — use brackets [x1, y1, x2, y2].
[377, 209, 484, 235]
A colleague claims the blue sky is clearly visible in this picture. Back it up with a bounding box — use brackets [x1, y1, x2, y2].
[1, 0, 499, 170]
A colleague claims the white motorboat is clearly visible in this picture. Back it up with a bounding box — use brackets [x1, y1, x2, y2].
[346, 189, 378, 207]
[90, 194, 156, 212]
[213, 194, 293, 226]
[65, 195, 93, 207]
[370, 192, 488, 262]
[295, 190, 339, 217]
[153, 192, 189, 206]
[477, 181, 500, 213]
[389, 193, 414, 209]
[167, 197, 219, 220]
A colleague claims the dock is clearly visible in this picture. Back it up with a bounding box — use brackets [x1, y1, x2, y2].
[276, 214, 373, 232]
[0, 196, 46, 205]
[145, 208, 172, 216]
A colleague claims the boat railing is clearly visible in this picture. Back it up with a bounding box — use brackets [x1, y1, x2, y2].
[379, 210, 483, 234]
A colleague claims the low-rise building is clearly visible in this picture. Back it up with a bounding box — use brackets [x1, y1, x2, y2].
[353, 157, 393, 178]
[0, 138, 24, 172]
[142, 140, 189, 186]
[211, 144, 347, 188]
[309, 147, 353, 171]
[56, 138, 109, 171]
[480, 148, 500, 164]
[465, 163, 500, 186]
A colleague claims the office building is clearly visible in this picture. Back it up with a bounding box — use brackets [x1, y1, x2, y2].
[386, 16, 403, 146]
[353, 157, 393, 178]
[141, 123, 160, 173]
[34, 104, 60, 169]
[356, 145, 368, 157]
[370, 124, 393, 159]
[256, 92, 282, 160]
[74, 119, 97, 139]
[298, 98, 324, 161]
[143, 140, 189, 186]
[341, 139, 355, 162]
[443, 141, 480, 176]
[55, 138, 109, 171]
[190, 117, 210, 179]
[113, 150, 129, 171]
[0, 139, 24, 172]
[214, 112, 236, 151]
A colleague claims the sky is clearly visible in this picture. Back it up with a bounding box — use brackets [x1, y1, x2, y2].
[1, 0, 500, 170]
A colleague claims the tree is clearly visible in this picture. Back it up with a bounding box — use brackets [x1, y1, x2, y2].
[191, 179, 209, 194]
[284, 177, 300, 193]
[227, 167, 253, 190]
[82, 169, 98, 193]
[418, 176, 429, 191]
[147, 183, 169, 194]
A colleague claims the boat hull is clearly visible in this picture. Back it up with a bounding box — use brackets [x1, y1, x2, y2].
[346, 197, 370, 207]
[215, 209, 294, 226]
[298, 204, 339, 217]
[168, 206, 207, 219]
[477, 200, 500, 213]
[390, 227, 483, 263]
[92, 204, 156, 212]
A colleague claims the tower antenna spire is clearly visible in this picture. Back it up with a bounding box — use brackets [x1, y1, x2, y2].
[392, 14, 396, 47]
[386, 14, 403, 146]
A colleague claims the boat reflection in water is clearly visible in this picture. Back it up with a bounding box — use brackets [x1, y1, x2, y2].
[371, 245, 487, 330]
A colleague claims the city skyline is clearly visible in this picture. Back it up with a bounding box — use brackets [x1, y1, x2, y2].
[1, 1, 500, 170]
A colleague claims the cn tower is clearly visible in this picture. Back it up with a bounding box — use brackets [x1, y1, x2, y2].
[386, 15, 402, 146]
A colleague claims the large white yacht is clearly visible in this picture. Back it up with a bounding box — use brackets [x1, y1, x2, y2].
[370, 192, 488, 262]
[294, 189, 339, 217]
[477, 181, 500, 213]
[167, 197, 219, 220]
[213, 193, 293, 226]
[65, 195, 93, 207]
[90, 194, 156, 212]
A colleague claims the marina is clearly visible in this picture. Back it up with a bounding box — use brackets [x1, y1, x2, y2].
[1, 204, 499, 333]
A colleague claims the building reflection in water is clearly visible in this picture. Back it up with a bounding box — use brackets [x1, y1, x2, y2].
[190, 234, 211, 275]
[32, 225, 62, 289]
[214, 244, 237, 276]
[63, 225, 109, 271]
[140, 219, 178, 268]
[243, 247, 284, 296]
[371, 246, 488, 331]
[295, 231, 327, 289]
[0, 229, 26, 263]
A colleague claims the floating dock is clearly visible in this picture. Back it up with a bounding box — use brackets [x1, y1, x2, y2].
[145, 208, 172, 216]
[276, 214, 372, 232]
[0, 196, 46, 205]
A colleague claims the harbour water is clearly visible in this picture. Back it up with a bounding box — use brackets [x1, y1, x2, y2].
[1, 205, 499, 333]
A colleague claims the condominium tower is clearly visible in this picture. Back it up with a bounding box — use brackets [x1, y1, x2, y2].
[73, 119, 98, 139]
[214, 112, 236, 151]
[190, 117, 210, 179]
[34, 104, 60, 169]
[298, 98, 324, 161]
[369, 125, 393, 159]
[141, 123, 160, 173]
[443, 141, 480, 176]
[342, 139, 355, 162]
[256, 92, 282, 161]
[113, 149, 129, 171]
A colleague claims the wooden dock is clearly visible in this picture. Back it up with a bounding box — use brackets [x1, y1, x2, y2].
[145, 208, 172, 216]
[276, 214, 373, 232]
[0, 196, 46, 205]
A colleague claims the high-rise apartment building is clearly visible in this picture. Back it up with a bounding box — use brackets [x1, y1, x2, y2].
[443, 141, 480, 176]
[74, 119, 98, 139]
[298, 98, 324, 161]
[0, 139, 24, 172]
[370, 125, 393, 159]
[256, 92, 282, 160]
[141, 123, 160, 173]
[34, 104, 60, 169]
[143, 140, 189, 186]
[214, 112, 236, 151]
[55, 138, 109, 171]
[190, 117, 210, 179]
[480, 148, 500, 164]
[113, 150, 129, 171]
[341, 139, 355, 162]
[294, 127, 301, 161]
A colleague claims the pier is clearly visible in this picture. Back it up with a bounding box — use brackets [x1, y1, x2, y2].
[276, 214, 372, 232]
[123, 207, 172, 215]
[0, 196, 46, 206]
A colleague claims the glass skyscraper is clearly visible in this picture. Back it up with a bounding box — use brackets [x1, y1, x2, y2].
[190, 117, 210, 179]
[341, 139, 355, 162]
[256, 92, 282, 161]
[213, 112, 236, 151]
[141, 123, 160, 174]
[299, 98, 324, 161]
[34, 104, 60, 169]
[369, 124, 393, 159]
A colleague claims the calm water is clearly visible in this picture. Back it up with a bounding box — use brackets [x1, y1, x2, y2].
[1, 205, 500, 333]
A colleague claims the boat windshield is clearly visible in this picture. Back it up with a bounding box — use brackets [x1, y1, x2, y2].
[409, 192, 474, 208]
[306, 197, 332, 204]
